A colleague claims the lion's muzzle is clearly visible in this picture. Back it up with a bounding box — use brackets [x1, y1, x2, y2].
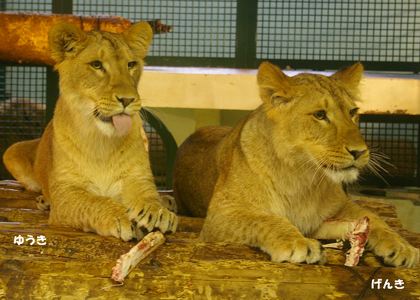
[117, 96, 134, 107]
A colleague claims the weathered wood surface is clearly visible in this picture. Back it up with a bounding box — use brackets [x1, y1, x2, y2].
[0, 12, 131, 66]
[0, 180, 419, 299]
[0, 12, 172, 66]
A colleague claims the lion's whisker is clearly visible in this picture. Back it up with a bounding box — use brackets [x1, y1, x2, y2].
[309, 157, 328, 189]
[369, 152, 396, 168]
[294, 153, 326, 176]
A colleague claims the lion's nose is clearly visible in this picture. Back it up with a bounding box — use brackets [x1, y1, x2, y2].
[347, 148, 367, 160]
[116, 96, 134, 107]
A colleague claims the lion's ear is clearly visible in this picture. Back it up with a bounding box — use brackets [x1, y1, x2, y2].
[49, 22, 86, 64]
[331, 62, 364, 90]
[257, 62, 295, 106]
[123, 22, 153, 59]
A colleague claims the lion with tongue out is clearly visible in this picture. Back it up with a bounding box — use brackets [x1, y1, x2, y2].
[3, 22, 177, 241]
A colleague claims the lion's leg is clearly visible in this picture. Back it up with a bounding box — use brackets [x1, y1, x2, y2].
[311, 219, 358, 240]
[139, 120, 149, 154]
[3, 139, 42, 193]
[120, 143, 178, 235]
[36, 195, 50, 211]
[49, 186, 142, 241]
[200, 202, 327, 265]
[160, 194, 177, 213]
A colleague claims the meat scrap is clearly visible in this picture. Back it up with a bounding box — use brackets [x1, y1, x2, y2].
[344, 216, 370, 267]
[112, 231, 166, 283]
[320, 217, 370, 267]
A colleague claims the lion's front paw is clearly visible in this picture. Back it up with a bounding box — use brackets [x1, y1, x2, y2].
[370, 232, 419, 268]
[36, 195, 50, 211]
[127, 201, 178, 234]
[115, 215, 144, 242]
[160, 194, 177, 213]
[270, 238, 327, 265]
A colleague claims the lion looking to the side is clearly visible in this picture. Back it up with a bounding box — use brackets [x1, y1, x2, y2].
[173, 62, 419, 268]
[3, 21, 177, 241]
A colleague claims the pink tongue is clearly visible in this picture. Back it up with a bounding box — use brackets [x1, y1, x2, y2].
[112, 114, 132, 136]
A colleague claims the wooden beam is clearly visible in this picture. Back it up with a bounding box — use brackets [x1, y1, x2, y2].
[0, 12, 131, 66]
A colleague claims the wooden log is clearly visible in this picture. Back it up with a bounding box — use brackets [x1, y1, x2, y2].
[0, 180, 41, 200]
[353, 199, 399, 219]
[0, 180, 42, 209]
[0, 216, 391, 267]
[355, 188, 420, 206]
[3, 256, 419, 299]
[0, 199, 39, 210]
[353, 199, 403, 228]
[0, 12, 131, 66]
[1, 219, 419, 266]
[0, 221, 418, 288]
[375, 216, 402, 229]
[0, 12, 173, 66]
[0, 180, 419, 298]
[0, 229, 419, 299]
[0, 208, 48, 223]
[0, 222, 134, 261]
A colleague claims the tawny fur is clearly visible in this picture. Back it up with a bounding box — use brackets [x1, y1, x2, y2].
[173, 62, 419, 268]
[3, 22, 177, 241]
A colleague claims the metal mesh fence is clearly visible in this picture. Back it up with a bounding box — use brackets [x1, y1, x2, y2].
[256, 0, 420, 64]
[0, 66, 47, 137]
[0, 0, 50, 180]
[0, 66, 47, 182]
[73, 0, 237, 59]
[5, 0, 51, 11]
[359, 115, 420, 186]
[2, 0, 420, 69]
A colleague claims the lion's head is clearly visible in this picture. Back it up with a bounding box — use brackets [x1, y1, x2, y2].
[257, 62, 369, 184]
[49, 21, 153, 137]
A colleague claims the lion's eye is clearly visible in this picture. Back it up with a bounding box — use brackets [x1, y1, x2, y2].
[350, 108, 359, 117]
[314, 110, 327, 120]
[90, 61, 103, 69]
[128, 61, 137, 69]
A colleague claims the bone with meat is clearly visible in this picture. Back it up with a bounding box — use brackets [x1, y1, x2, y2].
[314, 217, 370, 267]
[111, 231, 166, 283]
